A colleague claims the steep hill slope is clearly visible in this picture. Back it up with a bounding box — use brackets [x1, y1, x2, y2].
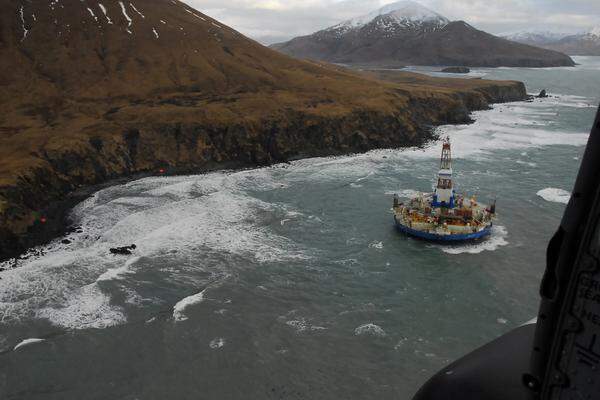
[271, 1, 574, 67]
[1, 0, 353, 103]
[0, 0, 527, 260]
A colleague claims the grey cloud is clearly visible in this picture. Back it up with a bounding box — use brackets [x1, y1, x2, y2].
[186, 0, 600, 44]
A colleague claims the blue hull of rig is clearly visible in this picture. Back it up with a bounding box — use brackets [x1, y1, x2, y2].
[394, 218, 493, 242]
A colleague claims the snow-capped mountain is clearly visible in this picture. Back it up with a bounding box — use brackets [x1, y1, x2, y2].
[503, 31, 571, 46]
[583, 26, 600, 39]
[506, 27, 600, 56]
[333, 1, 449, 31]
[271, 1, 575, 67]
[553, 27, 600, 55]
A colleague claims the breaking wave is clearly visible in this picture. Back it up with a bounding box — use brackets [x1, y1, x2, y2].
[13, 338, 45, 351]
[173, 289, 207, 322]
[438, 225, 509, 255]
[96, 256, 141, 282]
[209, 338, 226, 349]
[36, 283, 127, 330]
[354, 323, 387, 337]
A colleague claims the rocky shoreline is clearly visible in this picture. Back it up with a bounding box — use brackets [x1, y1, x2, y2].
[0, 79, 527, 263]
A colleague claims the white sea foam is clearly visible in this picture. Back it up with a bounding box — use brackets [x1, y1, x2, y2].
[0, 247, 117, 328]
[209, 338, 226, 349]
[278, 310, 326, 333]
[69, 173, 308, 264]
[285, 319, 308, 332]
[0, 167, 311, 331]
[439, 225, 509, 255]
[433, 105, 589, 158]
[96, 257, 140, 282]
[288, 160, 371, 185]
[173, 289, 206, 322]
[351, 171, 375, 187]
[36, 284, 126, 329]
[13, 338, 45, 351]
[284, 318, 327, 333]
[369, 241, 384, 250]
[516, 160, 537, 167]
[386, 189, 423, 198]
[537, 188, 571, 204]
[354, 323, 387, 337]
[283, 96, 590, 174]
[534, 94, 597, 109]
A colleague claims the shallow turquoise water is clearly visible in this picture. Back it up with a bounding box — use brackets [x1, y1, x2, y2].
[1, 57, 599, 400]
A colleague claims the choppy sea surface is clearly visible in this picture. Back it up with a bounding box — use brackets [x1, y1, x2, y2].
[1, 57, 599, 400]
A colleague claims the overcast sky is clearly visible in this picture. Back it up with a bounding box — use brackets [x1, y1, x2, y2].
[186, 0, 600, 44]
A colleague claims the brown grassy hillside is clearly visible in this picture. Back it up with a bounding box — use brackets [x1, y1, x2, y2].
[0, 0, 526, 260]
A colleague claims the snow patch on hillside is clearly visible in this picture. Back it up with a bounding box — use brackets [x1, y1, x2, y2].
[185, 8, 206, 21]
[383, 1, 448, 23]
[98, 3, 113, 24]
[129, 2, 145, 18]
[119, 1, 133, 34]
[87, 7, 98, 22]
[19, 5, 29, 42]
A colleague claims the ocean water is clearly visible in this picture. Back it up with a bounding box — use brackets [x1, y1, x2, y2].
[1, 57, 599, 400]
